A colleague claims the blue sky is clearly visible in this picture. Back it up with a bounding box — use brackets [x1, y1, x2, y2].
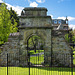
[0, 0, 75, 29]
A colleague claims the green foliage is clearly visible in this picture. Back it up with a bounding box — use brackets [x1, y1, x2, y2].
[72, 36, 75, 43]
[72, 30, 75, 43]
[28, 35, 44, 50]
[0, 3, 18, 45]
[65, 34, 70, 42]
[30, 50, 44, 55]
[9, 7, 19, 27]
[0, 49, 1, 54]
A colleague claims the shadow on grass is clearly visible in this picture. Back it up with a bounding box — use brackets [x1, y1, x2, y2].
[28, 66, 75, 72]
[1, 66, 75, 72]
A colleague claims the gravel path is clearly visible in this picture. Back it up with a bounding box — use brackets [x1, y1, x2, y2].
[30, 52, 44, 57]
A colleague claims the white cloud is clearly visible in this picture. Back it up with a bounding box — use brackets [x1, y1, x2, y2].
[26, 0, 38, 7]
[36, 0, 45, 3]
[57, 16, 66, 20]
[0, 0, 3, 3]
[30, 2, 38, 7]
[50, 14, 53, 18]
[57, 16, 75, 21]
[6, 3, 24, 16]
[68, 16, 75, 21]
[69, 24, 75, 30]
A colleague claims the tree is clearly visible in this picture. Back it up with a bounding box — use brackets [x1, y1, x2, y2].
[9, 7, 19, 27]
[0, 3, 18, 45]
[65, 34, 70, 42]
[65, 30, 75, 44]
[71, 29, 75, 43]
[28, 35, 44, 51]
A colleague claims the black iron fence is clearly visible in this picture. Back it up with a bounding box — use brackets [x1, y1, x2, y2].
[0, 52, 75, 75]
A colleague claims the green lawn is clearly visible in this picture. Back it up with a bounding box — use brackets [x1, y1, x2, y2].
[30, 55, 44, 64]
[30, 50, 75, 65]
[0, 67, 75, 75]
[30, 50, 44, 64]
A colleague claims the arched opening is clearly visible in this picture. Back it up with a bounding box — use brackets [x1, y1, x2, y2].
[27, 34, 45, 66]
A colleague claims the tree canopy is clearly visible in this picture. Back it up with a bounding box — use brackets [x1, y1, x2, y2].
[9, 7, 19, 27]
[0, 3, 18, 45]
[65, 29, 75, 44]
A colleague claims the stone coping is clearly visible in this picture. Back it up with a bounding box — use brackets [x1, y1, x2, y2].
[53, 28, 72, 31]
[18, 26, 53, 29]
[19, 16, 51, 18]
[23, 7, 47, 11]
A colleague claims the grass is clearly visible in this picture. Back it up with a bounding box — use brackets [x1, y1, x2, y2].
[30, 55, 44, 64]
[30, 50, 75, 65]
[0, 67, 75, 75]
[0, 50, 75, 75]
[30, 50, 44, 64]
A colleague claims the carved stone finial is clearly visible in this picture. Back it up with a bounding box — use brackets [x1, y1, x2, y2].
[21, 10, 24, 16]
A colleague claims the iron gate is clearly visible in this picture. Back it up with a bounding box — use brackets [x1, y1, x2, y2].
[27, 35, 75, 75]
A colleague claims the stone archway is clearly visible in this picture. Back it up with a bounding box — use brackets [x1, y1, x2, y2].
[18, 7, 52, 66]
[27, 34, 45, 65]
[19, 28, 52, 66]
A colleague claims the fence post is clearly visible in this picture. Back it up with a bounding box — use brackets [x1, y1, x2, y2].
[71, 44, 74, 75]
[68, 30, 73, 75]
[28, 53, 30, 75]
[51, 29, 53, 67]
[7, 53, 8, 75]
[27, 40, 30, 75]
[71, 49, 73, 75]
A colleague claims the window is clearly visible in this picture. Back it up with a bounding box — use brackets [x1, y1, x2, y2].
[58, 20, 61, 24]
[54, 20, 57, 24]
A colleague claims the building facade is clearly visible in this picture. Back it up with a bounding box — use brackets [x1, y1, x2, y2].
[52, 18, 69, 30]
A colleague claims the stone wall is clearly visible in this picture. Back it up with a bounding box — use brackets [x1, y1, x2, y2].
[0, 33, 20, 66]
[19, 28, 52, 65]
[52, 30, 71, 66]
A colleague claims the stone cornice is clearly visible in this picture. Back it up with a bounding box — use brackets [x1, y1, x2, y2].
[18, 26, 53, 29]
[23, 7, 48, 11]
[19, 16, 51, 18]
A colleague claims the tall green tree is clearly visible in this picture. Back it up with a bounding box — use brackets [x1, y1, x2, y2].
[65, 34, 70, 42]
[71, 29, 75, 43]
[9, 7, 19, 27]
[0, 3, 18, 45]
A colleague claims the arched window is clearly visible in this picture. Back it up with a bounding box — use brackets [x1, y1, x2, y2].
[54, 20, 57, 24]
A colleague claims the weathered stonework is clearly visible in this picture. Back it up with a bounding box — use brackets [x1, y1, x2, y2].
[52, 30, 71, 66]
[0, 7, 72, 67]
[0, 33, 20, 66]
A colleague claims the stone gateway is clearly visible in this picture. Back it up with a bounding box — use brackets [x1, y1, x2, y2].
[0, 7, 72, 67]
